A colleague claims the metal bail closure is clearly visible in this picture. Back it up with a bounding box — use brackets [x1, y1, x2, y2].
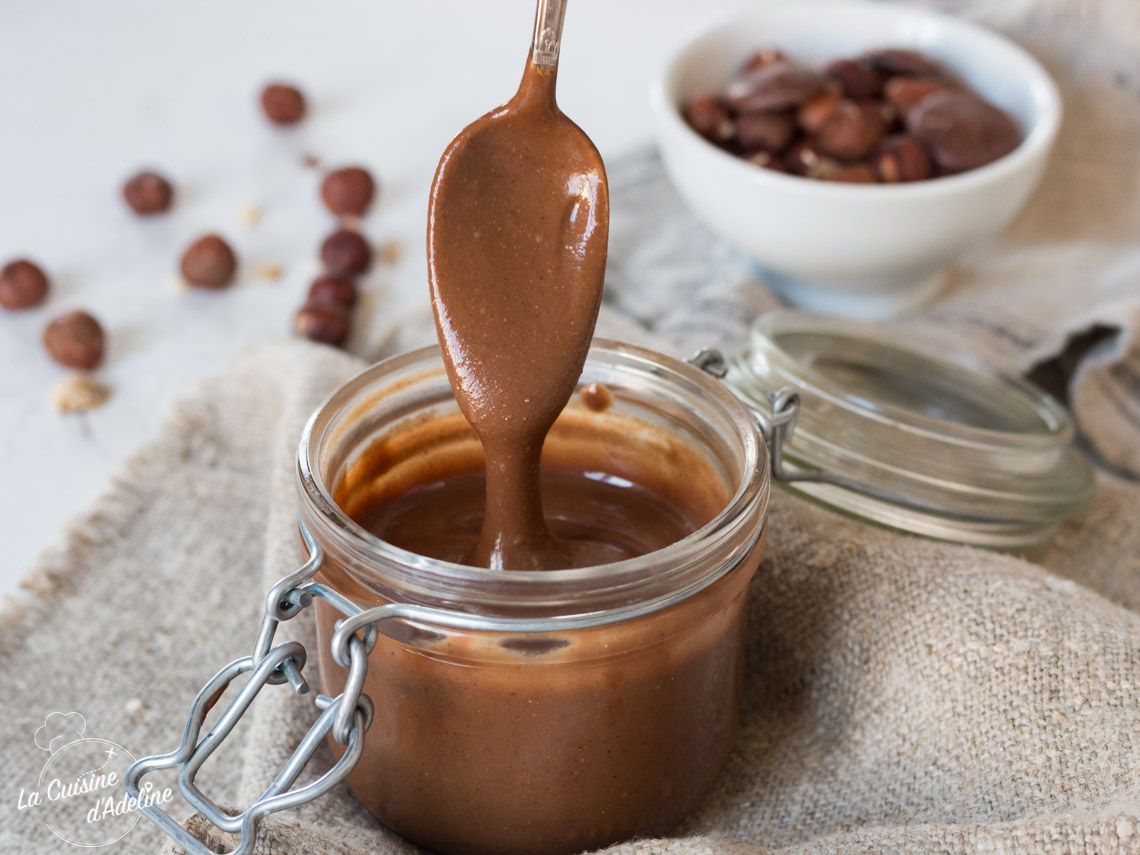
[123, 519, 381, 855]
[687, 349, 871, 497]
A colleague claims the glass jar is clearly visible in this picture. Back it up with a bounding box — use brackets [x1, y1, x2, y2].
[295, 341, 771, 855]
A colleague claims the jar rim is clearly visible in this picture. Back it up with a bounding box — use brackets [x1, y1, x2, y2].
[296, 340, 770, 617]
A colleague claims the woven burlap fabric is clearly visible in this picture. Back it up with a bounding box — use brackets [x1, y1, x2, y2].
[0, 337, 1135, 855]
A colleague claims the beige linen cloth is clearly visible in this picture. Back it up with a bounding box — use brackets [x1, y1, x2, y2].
[3, 0, 1140, 853]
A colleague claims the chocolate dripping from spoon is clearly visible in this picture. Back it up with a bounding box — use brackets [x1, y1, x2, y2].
[426, 0, 610, 570]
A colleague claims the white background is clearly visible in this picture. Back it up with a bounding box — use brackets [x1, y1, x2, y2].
[0, 0, 742, 595]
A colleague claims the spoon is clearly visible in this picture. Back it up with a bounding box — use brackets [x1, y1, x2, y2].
[427, 0, 610, 570]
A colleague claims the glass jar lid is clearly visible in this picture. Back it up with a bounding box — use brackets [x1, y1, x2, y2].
[719, 311, 1095, 549]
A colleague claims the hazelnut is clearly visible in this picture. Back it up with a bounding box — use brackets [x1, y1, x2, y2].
[739, 48, 785, 74]
[824, 162, 879, 184]
[783, 139, 830, 177]
[725, 63, 827, 112]
[260, 83, 306, 125]
[884, 76, 950, 120]
[816, 99, 886, 161]
[377, 239, 404, 265]
[825, 58, 884, 99]
[122, 171, 174, 216]
[747, 151, 786, 172]
[796, 88, 842, 135]
[875, 134, 933, 182]
[44, 310, 105, 370]
[239, 202, 262, 228]
[320, 167, 376, 217]
[907, 90, 1021, 173]
[252, 262, 285, 281]
[320, 229, 372, 278]
[683, 94, 734, 143]
[0, 259, 50, 310]
[694, 43, 1017, 184]
[863, 48, 946, 78]
[51, 374, 111, 413]
[734, 111, 796, 154]
[864, 98, 899, 129]
[180, 234, 238, 289]
[307, 274, 358, 307]
[294, 302, 350, 347]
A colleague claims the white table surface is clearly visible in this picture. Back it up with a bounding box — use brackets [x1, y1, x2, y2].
[0, 0, 742, 595]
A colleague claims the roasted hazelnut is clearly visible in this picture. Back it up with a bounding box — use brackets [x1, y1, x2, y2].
[824, 162, 879, 184]
[320, 229, 372, 277]
[294, 301, 350, 347]
[864, 98, 900, 129]
[180, 234, 237, 289]
[784, 139, 837, 178]
[863, 48, 946, 78]
[875, 134, 933, 182]
[307, 274, 358, 307]
[260, 83, 306, 125]
[724, 63, 827, 112]
[706, 44, 1014, 183]
[884, 76, 951, 119]
[739, 48, 785, 74]
[0, 259, 49, 310]
[320, 167, 376, 217]
[908, 90, 1021, 173]
[796, 88, 842, 135]
[747, 151, 786, 172]
[683, 93, 734, 143]
[816, 99, 885, 161]
[825, 58, 884, 99]
[734, 111, 796, 154]
[122, 171, 174, 216]
[44, 310, 105, 370]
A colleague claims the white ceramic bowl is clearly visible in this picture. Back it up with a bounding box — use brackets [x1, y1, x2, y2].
[651, 0, 1061, 318]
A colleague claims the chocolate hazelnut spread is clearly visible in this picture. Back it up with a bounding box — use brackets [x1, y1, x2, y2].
[336, 407, 728, 566]
[580, 380, 613, 412]
[427, 34, 609, 570]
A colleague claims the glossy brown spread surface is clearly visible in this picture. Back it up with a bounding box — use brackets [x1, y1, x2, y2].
[427, 54, 609, 569]
[336, 404, 728, 568]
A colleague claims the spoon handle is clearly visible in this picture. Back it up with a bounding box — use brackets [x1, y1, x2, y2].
[531, 0, 568, 68]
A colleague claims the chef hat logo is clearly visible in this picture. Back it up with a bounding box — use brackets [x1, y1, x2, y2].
[34, 711, 87, 755]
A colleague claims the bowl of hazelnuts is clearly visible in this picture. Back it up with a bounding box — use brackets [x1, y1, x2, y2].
[651, 0, 1060, 317]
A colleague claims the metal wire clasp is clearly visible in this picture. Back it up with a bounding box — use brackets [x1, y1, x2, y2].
[687, 347, 848, 488]
[687, 347, 912, 499]
[123, 520, 379, 855]
[686, 347, 807, 476]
